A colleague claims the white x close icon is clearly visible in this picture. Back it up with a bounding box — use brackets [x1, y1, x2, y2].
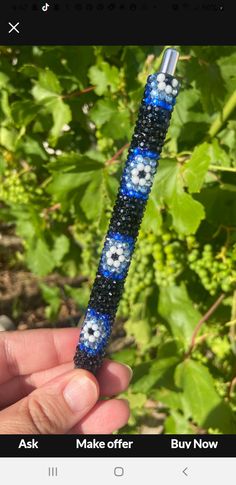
[8, 22, 20, 34]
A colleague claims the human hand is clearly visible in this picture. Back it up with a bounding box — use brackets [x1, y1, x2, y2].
[0, 328, 132, 434]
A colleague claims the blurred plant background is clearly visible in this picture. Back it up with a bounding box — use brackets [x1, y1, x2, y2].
[0, 45, 236, 433]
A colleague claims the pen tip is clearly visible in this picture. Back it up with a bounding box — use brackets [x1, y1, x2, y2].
[159, 48, 179, 76]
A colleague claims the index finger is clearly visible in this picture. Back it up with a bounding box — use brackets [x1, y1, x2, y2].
[0, 327, 80, 385]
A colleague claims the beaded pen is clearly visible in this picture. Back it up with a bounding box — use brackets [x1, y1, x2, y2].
[74, 48, 180, 374]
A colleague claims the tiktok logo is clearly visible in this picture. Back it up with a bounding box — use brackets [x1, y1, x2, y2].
[42, 3, 50, 12]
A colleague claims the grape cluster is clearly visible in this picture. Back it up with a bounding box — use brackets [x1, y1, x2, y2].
[119, 232, 154, 317]
[0, 169, 41, 205]
[119, 230, 185, 317]
[153, 232, 184, 287]
[188, 244, 236, 295]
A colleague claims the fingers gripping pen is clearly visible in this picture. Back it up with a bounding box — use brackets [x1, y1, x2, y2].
[74, 48, 180, 374]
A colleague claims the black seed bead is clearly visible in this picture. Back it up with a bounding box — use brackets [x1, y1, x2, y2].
[130, 104, 171, 153]
[89, 274, 124, 317]
[74, 347, 104, 375]
[109, 193, 146, 238]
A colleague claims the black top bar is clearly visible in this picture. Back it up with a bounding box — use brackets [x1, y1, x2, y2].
[1, 0, 235, 45]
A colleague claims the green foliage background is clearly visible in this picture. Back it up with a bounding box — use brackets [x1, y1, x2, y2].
[0, 45, 236, 433]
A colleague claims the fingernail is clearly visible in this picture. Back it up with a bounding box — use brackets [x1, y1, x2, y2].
[63, 374, 98, 413]
[123, 364, 133, 381]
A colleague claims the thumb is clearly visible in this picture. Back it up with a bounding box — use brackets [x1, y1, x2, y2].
[0, 369, 99, 434]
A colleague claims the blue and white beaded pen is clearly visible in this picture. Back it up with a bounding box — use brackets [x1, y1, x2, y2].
[74, 48, 180, 374]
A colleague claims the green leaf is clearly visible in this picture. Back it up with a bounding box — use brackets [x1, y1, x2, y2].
[0, 127, 18, 151]
[49, 98, 71, 144]
[132, 357, 179, 394]
[48, 153, 104, 172]
[37, 69, 62, 95]
[0, 72, 10, 89]
[27, 238, 55, 276]
[210, 138, 231, 167]
[165, 410, 194, 434]
[89, 99, 117, 127]
[88, 65, 108, 96]
[127, 391, 147, 410]
[154, 158, 179, 200]
[47, 171, 94, 198]
[19, 64, 39, 78]
[141, 195, 162, 234]
[125, 317, 151, 348]
[32, 69, 71, 143]
[102, 110, 130, 139]
[171, 190, 205, 234]
[175, 360, 236, 432]
[11, 100, 40, 128]
[217, 52, 236, 91]
[88, 62, 120, 95]
[40, 283, 61, 320]
[185, 57, 225, 113]
[22, 137, 48, 160]
[80, 171, 104, 220]
[196, 186, 236, 227]
[183, 142, 212, 193]
[52, 234, 70, 264]
[153, 158, 205, 234]
[158, 285, 201, 350]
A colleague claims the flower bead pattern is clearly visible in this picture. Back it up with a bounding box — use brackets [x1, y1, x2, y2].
[79, 308, 111, 355]
[145, 72, 180, 109]
[121, 148, 158, 200]
[100, 233, 134, 279]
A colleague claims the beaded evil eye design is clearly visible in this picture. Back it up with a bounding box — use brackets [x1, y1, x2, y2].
[121, 148, 159, 200]
[79, 308, 111, 355]
[145, 72, 180, 110]
[100, 232, 134, 280]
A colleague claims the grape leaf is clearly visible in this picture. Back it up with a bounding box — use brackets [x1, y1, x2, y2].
[175, 359, 236, 432]
[158, 284, 201, 350]
[153, 158, 205, 234]
[27, 238, 55, 276]
[89, 99, 117, 127]
[183, 142, 212, 193]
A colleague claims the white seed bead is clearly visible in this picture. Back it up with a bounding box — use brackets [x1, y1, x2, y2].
[106, 250, 112, 258]
[158, 81, 166, 91]
[145, 173, 151, 180]
[157, 73, 165, 82]
[135, 155, 143, 163]
[83, 324, 88, 331]
[110, 246, 116, 253]
[89, 335, 95, 343]
[139, 179, 146, 186]
[132, 176, 139, 185]
[94, 330, 100, 338]
[87, 322, 92, 328]
[165, 85, 172, 94]
[137, 162, 144, 170]
[144, 165, 151, 172]
[172, 89, 178, 96]
[131, 168, 138, 176]
[84, 332, 89, 340]
[107, 258, 113, 266]
[92, 323, 98, 331]
[172, 78, 178, 88]
[114, 260, 120, 268]
[119, 255, 125, 262]
[117, 247, 123, 255]
[151, 89, 158, 97]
